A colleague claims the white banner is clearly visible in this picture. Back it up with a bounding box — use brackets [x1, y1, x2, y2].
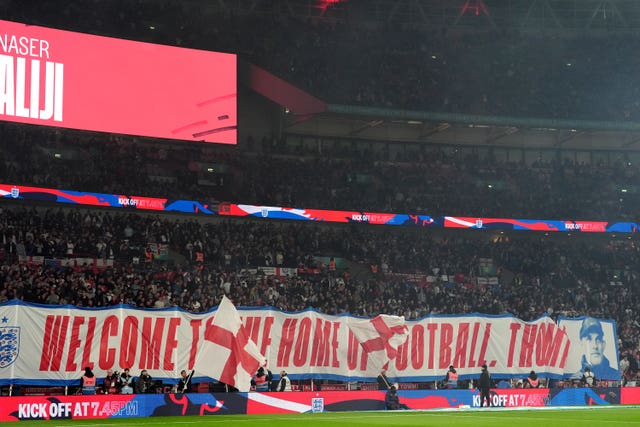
[0, 301, 620, 384]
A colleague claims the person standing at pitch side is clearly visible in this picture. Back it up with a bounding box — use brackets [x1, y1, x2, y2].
[478, 364, 492, 407]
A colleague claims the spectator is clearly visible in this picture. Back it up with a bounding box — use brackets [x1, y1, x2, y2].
[135, 369, 154, 394]
[377, 369, 391, 390]
[176, 369, 193, 393]
[119, 368, 134, 394]
[582, 366, 595, 387]
[103, 369, 119, 394]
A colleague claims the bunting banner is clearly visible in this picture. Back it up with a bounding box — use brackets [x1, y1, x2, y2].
[0, 300, 621, 385]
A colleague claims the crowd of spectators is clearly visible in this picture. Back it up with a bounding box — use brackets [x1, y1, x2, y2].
[1, 122, 638, 221]
[0, 124, 226, 204]
[236, 147, 640, 220]
[5, 0, 640, 121]
[0, 205, 638, 381]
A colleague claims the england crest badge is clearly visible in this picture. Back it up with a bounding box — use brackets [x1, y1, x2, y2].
[0, 325, 20, 368]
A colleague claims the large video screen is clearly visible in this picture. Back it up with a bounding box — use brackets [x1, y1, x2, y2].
[0, 20, 237, 144]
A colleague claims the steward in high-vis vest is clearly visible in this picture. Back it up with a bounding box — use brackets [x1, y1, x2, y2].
[444, 365, 459, 389]
[526, 370, 540, 388]
[81, 366, 96, 395]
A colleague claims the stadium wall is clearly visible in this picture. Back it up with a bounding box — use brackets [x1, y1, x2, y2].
[1, 387, 636, 421]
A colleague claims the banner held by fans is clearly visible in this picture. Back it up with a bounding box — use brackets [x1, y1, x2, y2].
[0, 300, 621, 385]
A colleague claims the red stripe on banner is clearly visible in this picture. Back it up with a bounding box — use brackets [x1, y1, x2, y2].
[360, 317, 408, 359]
[204, 324, 258, 386]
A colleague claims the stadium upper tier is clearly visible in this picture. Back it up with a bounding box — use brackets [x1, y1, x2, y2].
[4, 0, 640, 122]
[0, 123, 638, 221]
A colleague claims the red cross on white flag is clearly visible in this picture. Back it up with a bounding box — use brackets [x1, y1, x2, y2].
[195, 296, 266, 392]
[348, 314, 409, 371]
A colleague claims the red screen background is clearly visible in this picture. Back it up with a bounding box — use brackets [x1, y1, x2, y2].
[0, 20, 237, 144]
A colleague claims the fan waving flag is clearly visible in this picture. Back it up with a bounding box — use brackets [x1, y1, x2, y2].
[348, 314, 409, 370]
[194, 296, 266, 392]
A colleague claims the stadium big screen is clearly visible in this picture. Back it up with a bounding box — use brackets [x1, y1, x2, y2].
[0, 19, 237, 144]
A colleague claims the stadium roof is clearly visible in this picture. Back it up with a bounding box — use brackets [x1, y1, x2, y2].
[203, 0, 640, 34]
[284, 103, 640, 151]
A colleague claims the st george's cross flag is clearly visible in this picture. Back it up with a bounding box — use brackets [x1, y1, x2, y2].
[195, 296, 266, 392]
[348, 314, 409, 370]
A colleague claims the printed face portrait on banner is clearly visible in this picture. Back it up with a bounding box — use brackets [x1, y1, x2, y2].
[558, 316, 620, 380]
